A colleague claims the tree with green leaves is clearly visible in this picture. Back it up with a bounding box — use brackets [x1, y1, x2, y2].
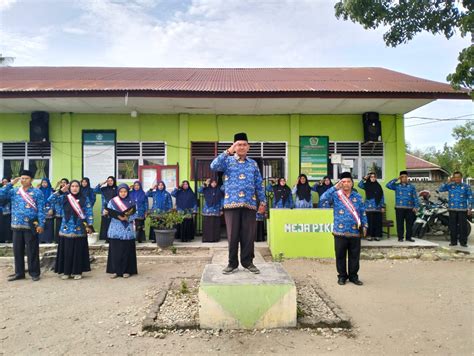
[335, 0, 473, 90]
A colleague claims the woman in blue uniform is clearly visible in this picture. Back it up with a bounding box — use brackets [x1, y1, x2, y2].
[94, 176, 117, 241]
[0, 178, 12, 243]
[80, 177, 96, 208]
[198, 178, 223, 242]
[130, 181, 147, 243]
[106, 183, 138, 278]
[358, 172, 385, 241]
[313, 176, 333, 208]
[292, 174, 313, 209]
[48, 180, 93, 280]
[53, 178, 69, 243]
[266, 178, 294, 209]
[146, 181, 173, 242]
[171, 180, 198, 242]
[38, 178, 55, 243]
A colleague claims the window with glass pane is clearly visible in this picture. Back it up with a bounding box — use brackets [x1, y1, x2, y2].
[30, 159, 50, 179]
[362, 158, 383, 179]
[3, 159, 24, 179]
[118, 159, 139, 179]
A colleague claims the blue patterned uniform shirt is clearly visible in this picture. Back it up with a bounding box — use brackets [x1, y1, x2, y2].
[320, 186, 368, 238]
[146, 189, 173, 214]
[438, 182, 473, 211]
[386, 179, 419, 209]
[106, 200, 138, 240]
[357, 180, 386, 211]
[0, 184, 46, 229]
[210, 152, 266, 210]
[198, 186, 224, 216]
[47, 193, 94, 237]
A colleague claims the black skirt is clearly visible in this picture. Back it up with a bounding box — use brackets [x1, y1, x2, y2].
[176, 217, 195, 242]
[39, 218, 55, 243]
[99, 216, 111, 241]
[202, 216, 221, 242]
[0, 214, 12, 243]
[106, 239, 138, 276]
[256, 220, 266, 242]
[54, 217, 62, 244]
[135, 218, 146, 243]
[55, 235, 91, 275]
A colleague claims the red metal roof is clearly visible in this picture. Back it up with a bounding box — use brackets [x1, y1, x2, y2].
[0, 67, 469, 99]
[406, 153, 442, 170]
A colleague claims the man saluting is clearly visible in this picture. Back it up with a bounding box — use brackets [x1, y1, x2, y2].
[0, 170, 45, 281]
[320, 172, 368, 286]
[210, 133, 267, 275]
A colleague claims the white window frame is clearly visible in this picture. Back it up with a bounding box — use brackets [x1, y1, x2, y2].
[0, 142, 52, 180]
[116, 141, 167, 182]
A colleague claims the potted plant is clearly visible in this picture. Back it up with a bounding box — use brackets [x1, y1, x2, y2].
[149, 209, 185, 248]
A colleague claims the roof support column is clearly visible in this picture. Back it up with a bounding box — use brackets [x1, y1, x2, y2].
[289, 114, 300, 185]
[395, 113, 406, 173]
[178, 113, 189, 181]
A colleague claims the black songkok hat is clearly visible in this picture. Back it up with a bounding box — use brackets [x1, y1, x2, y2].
[20, 170, 33, 178]
[233, 132, 248, 142]
[339, 172, 353, 180]
[399, 170, 408, 176]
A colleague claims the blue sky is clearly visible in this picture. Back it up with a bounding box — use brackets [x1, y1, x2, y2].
[1, 0, 472, 150]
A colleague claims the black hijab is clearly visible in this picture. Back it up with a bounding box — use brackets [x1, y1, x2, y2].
[80, 177, 93, 199]
[101, 176, 117, 202]
[203, 180, 223, 207]
[364, 175, 384, 205]
[273, 178, 292, 205]
[176, 181, 197, 210]
[316, 176, 333, 196]
[63, 180, 87, 223]
[295, 174, 311, 202]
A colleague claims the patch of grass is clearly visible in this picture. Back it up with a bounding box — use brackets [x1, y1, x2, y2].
[273, 252, 285, 262]
[296, 305, 305, 318]
[180, 280, 189, 294]
[170, 246, 177, 254]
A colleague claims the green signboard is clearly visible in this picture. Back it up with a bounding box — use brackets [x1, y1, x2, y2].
[267, 209, 335, 259]
[299, 136, 329, 180]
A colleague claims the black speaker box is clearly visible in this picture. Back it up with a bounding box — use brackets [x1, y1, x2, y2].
[30, 111, 49, 142]
[363, 112, 381, 142]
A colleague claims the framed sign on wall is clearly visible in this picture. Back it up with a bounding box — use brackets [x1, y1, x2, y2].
[299, 136, 329, 180]
[82, 130, 116, 186]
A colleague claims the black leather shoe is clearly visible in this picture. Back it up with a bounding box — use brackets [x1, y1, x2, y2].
[398, 239, 403, 242]
[222, 265, 238, 275]
[449, 243, 457, 246]
[32, 276, 40, 282]
[374, 237, 380, 241]
[460, 244, 468, 247]
[406, 238, 415, 242]
[337, 277, 347, 285]
[349, 279, 363, 286]
[8, 275, 25, 282]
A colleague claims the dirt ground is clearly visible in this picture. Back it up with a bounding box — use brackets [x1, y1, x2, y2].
[0, 256, 472, 355]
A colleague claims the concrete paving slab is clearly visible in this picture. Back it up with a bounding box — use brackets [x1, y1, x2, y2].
[361, 237, 438, 248]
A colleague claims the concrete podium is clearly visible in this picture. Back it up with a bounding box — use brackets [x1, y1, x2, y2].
[199, 263, 297, 329]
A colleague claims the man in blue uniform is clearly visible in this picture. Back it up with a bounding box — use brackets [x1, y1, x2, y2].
[210, 133, 267, 274]
[438, 171, 473, 247]
[0, 170, 45, 281]
[321, 172, 368, 286]
[386, 171, 419, 242]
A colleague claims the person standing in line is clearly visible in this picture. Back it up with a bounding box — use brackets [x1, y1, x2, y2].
[146, 181, 173, 242]
[313, 176, 333, 208]
[386, 171, 419, 242]
[358, 172, 385, 241]
[171, 180, 198, 242]
[210, 132, 267, 275]
[438, 171, 473, 247]
[0, 178, 12, 243]
[198, 178, 224, 243]
[80, 177, 96, 208]
[48, 180, 93, 280]
[38, 178, 55, 244]
[292, 174, 313, 209]
[266, 177, 294, 209]
[53, 178, 69, 244]
[94, 176, 117, 241]
[106, 184, 138, 278]
[129, 181, 147, 243]
[320, 172, 368, 286]
[0, 171, 45, 282]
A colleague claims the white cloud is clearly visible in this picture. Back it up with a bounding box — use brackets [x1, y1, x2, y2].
[0, 0, 17, 11]
[0, 29, 48, 64]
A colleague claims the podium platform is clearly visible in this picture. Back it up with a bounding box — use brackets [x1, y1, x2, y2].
[199, 263, 297, 329]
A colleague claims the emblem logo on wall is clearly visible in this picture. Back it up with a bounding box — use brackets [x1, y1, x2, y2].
[309, 137, 319, 146]
[96, 134, 103, 141]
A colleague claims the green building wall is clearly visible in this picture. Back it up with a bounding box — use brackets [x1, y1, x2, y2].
[0, 112, 406, 227]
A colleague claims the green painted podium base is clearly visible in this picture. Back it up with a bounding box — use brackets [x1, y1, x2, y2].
[199, 263, 297, 329]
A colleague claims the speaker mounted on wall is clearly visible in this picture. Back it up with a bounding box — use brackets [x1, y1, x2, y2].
[362, 112, 381, 142]
[30, 111, 49, 143]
